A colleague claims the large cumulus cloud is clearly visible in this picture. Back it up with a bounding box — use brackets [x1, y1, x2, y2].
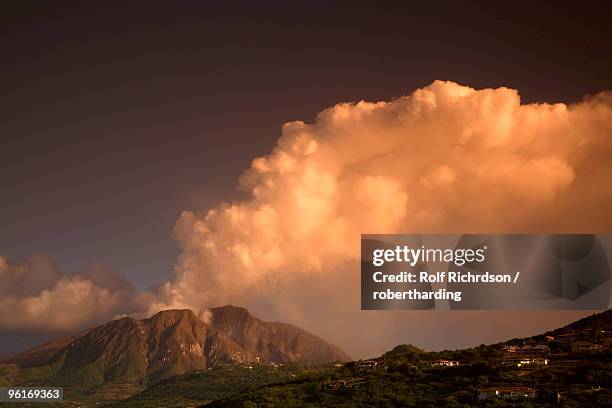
[150, 81, 611, 308]
[136, 81, 612, 356]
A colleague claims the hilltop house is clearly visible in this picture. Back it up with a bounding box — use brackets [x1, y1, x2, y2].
[357, 360, 378, 371]
[504, 344, 549, 354]
[428, 359, 460, 367]
[503, 345, 520, 353]
[505, 356, 548, 367]
[518, 357, 548, 367]
[478, 387, 536, 400]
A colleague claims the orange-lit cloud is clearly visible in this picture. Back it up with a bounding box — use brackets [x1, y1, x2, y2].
[147, 81, 612, 356]
[151, 81, 610, 302]
[2, 81, 610, 356]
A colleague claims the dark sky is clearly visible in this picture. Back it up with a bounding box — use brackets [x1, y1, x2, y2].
[2, 1, 611, 289]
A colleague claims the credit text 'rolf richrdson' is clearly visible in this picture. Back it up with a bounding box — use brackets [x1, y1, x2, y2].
[372, 271, 516, 284]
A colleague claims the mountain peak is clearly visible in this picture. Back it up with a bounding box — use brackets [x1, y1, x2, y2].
[211, 304, 248, 312]
[149, 308, 195, 317]
[2, 306, 350, 397]
[209, 305, 255, 325]
[210, 305, 252, 318]
[146, 308, 200, 324]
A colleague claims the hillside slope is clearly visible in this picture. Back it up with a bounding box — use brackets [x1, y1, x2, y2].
[207, 310, 612, 407]
[0, 306, 350, 400]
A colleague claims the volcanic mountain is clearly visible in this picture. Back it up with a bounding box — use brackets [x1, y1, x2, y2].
[0, 306, 350, 396]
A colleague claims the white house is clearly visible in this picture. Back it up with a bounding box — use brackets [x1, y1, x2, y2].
[428, 359, 460, 367]
[503, 345, 520, 353]
[516, 357, 548, 367]
[478, 387, 536, 400]
[357, 360, 378, 371]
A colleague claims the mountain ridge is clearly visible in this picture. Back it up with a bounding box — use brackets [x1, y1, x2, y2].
[0, 306, 350, 398]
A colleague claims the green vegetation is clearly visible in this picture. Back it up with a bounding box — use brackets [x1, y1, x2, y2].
[206, 344, 611, 407]
[205, 312, 612, 407]
[105, 363, 306, 408]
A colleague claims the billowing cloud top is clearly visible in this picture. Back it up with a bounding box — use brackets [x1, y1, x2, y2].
[151, 81, 612, 312]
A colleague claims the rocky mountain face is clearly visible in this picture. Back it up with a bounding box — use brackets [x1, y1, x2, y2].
[0, 306, 350, 392]
[208, 306, 350, 366]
